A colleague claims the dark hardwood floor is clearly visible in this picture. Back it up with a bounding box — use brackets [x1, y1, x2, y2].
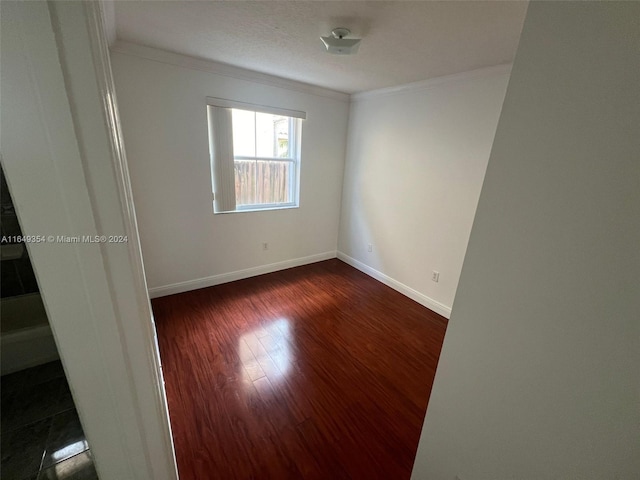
[152, 259, 447, 480]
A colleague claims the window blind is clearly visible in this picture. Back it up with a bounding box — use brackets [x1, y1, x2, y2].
[207, 106, 236, 213]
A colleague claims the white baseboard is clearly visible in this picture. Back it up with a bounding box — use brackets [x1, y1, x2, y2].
[149, 250, 452, 319]
[148, 251, 337, 298]
[336, 251, 452, 319]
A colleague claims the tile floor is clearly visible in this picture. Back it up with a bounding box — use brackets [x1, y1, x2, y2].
[1, 361, 98, 480]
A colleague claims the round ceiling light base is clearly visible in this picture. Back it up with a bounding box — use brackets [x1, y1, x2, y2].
[331, 28, 351, 39]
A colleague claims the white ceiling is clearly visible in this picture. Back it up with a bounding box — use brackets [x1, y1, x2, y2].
[112, 1, 528, 94]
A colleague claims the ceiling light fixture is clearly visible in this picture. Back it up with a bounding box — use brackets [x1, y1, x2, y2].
[320, 28, 361, 55]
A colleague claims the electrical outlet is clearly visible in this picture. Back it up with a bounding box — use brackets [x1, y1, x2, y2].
[262, 242, 268, 251]
[431, 270, 440, 282]
[367, 244, 373, 252]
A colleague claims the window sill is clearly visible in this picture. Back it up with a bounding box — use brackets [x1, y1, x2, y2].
[214, 204, 299, 215]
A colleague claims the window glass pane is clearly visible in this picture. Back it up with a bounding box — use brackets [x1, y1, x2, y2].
[256, 113, 290, 158]
[255, 160, 292, 204]
[232, 109, 255, 157]
[225, 108, 298, 210]
[275, 117, 290, 158]
[234, 159, 256, 206]
[234, 160, 293, 206]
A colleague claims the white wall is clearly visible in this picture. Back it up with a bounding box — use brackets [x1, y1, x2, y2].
[110, 46, 349, 295]
[338, 67, 510, 317]
[413, 2, 640, 479]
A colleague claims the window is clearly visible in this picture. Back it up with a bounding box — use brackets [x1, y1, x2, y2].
[207, 98, 304, 213]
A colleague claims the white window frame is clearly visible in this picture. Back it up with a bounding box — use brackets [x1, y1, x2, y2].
[207, 97, 305, 214]
[233, 114, 301, 212]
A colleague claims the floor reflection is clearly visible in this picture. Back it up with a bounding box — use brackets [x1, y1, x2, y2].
[0, 361, 98, 480]
[239, 318, 292, 389]
[41, 451, 98, 480]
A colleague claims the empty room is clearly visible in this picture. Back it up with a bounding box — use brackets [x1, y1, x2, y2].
[1, 1, 638, 480]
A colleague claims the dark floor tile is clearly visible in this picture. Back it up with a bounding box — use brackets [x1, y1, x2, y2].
[25, 361, 65, 388]
[1, 376, 25, 426]
[42, 409, 89, 469]
[1, 378, 63, 432]
[38, 451, 98, 480]
[0, 417, 50, 480]
[56, 382, 75, 413]
[1, 368, 28, 402]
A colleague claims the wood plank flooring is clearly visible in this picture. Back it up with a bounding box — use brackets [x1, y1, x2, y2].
[152, 259, 447, 480]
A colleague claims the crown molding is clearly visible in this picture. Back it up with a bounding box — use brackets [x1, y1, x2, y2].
[351, 64, 512, 102]
[110, 41, 350, 102]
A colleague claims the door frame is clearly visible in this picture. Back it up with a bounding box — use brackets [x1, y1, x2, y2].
[1, 1, 178, 478]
